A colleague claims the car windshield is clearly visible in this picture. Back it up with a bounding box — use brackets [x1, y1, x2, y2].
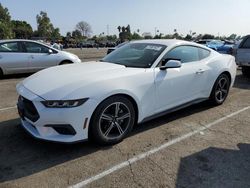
[102, 43, 166, 68]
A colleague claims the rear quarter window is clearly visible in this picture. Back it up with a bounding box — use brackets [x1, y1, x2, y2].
[198, 48, 210, 60]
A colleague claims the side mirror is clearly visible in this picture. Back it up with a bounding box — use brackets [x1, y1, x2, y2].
[160, 60, 182, 70]
[48, 49, 53, 54]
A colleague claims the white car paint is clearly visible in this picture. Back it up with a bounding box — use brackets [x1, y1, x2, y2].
[0, 39, 81, 75]
[16, 40, 236, 143]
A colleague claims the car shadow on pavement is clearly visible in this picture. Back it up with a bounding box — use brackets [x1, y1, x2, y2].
[233, 74, 250, 90]
[0, 118, 107, 183]
[132, 100, 214, 137]
[0, 101, 215, 183]
[175, 143, 250, 188]
[0, 73, 32, 80]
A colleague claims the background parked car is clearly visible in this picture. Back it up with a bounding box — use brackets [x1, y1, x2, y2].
[206, 40, 234, 54]
[107, 41, 129, 54]
[196, 39, 213, 46]
[232, 39, 242, 56]
[0, 39, 81, 77]
[235, 35, 250, 77]
[196, 40, 234, 54]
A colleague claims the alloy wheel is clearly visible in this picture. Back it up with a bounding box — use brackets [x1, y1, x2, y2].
[215, 76, 229, 103]
[98, 102, 131, 139]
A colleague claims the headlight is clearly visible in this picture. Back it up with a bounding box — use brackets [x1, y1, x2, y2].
[41, 98, 88, 108]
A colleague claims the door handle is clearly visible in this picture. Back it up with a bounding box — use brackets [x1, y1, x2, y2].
[196, 69, 205, 74]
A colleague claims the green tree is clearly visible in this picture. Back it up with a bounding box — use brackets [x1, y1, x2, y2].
[11, 20, 33, 39]
[202, 34, 215, 39]
[184, 34, 192, 41]
[107, 35, 117, 41]
[51, 27, 61, 40]
[0, 3, 13, 39]
[130, 32, 142, 40]
[72, 29, 84, 42]
[66, 32, 71, 38]
[36, 11, 60, 39]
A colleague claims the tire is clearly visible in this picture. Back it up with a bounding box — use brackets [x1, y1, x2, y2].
[242, 67, 250, 78]
[90, 96, 135, 145]
[0, 68, 3, 78]
[59, 60, 73, 65]
[209, 73, 230, 105]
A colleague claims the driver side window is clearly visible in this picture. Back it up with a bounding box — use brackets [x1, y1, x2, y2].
[162, 46, 200, 65]
[25, 42, 50, 53]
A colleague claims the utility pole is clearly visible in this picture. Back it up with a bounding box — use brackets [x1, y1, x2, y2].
[107, 25, 110, 36]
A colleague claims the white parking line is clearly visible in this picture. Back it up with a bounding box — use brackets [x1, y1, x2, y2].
[0, 106, 16, 112]
[69, 106, 250, 188]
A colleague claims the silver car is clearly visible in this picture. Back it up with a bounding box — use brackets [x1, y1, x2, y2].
[0, 39, 81, 77]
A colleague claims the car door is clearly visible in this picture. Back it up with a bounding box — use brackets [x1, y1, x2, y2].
[23, 41, 59, 72]
[236, 36, 250, 66]
[0, 41, 29, 74]
[154, 45, 210, 113]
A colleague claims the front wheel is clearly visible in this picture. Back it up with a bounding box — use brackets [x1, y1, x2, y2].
[90, 96, 135, 145]
[59, 60, 73, 65]
[209, 74, 230, 105]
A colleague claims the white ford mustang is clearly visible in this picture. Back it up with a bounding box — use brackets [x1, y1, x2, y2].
[16, 40, 236, 145]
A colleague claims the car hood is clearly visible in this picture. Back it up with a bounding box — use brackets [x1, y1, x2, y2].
[20, 62, 139, 100]
[59, 51, 80, 59]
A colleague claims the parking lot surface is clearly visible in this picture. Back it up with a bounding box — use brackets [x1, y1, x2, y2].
[0, 52, 249, 188]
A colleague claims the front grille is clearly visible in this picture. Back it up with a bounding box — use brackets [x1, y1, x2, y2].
[18, 96, 40, 122]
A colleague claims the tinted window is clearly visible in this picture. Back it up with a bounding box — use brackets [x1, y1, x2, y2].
[0, 42, 20, 52]
[163, 46, 200, 63]
[199, 48, 210, 60]
[241, 37, 250, 48]
[25, 42, 50, 53]
[102, 43, 166, 68]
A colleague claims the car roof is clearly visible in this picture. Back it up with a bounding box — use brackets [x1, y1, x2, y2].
[0, 39, 40, 43]
[0, 39, 56, 50]
[129, 39, 211, 50]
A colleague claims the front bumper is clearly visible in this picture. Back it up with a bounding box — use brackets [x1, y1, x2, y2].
[73, 58, 82, 64]
[16, 84, 98, 143]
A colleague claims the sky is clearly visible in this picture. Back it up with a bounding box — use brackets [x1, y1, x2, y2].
[1, 0, 250, 37]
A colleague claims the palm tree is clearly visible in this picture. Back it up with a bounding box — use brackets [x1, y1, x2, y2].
[117, 26, 121, 33]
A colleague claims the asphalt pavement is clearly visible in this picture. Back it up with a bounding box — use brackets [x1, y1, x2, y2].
[0, 70, 249, 188]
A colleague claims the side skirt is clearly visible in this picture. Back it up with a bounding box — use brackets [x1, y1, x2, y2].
[140, 98, 208, 124]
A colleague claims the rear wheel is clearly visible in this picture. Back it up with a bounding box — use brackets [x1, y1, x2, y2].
[90, 96, 135, 145]
[209, 73, 230, 105]
[242, 66, 250, 78]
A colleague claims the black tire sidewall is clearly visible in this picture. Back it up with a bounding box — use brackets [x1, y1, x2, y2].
[0, 68, 3, 78]
[210, 74, 230, 105]
[90, 96, 135, 145]
[242, 67, 250, 78]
